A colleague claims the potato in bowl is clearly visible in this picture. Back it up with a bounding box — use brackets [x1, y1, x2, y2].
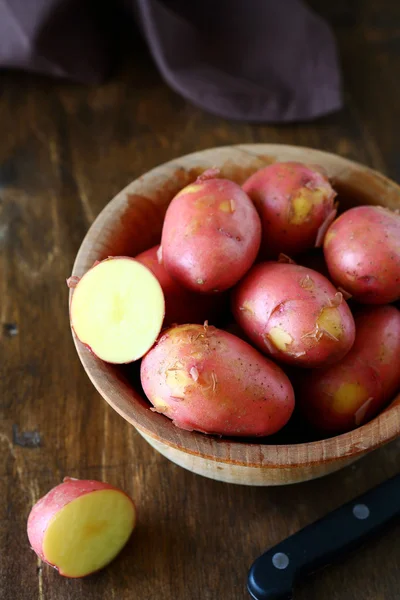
[69, 144, 400, 486]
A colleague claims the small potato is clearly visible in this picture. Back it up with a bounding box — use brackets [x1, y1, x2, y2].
[297, 305, 400, 433]
[324, 205, 400, 303]
[27, 478, 136, 578]
[140, 324, 295, 437]
[135, 245, 226, 325]
[161, 172, 261, 292]
[232, 262, 355, 367]
[243, 161, 337, 257]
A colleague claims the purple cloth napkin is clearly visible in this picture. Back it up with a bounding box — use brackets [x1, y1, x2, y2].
[0, 0, 343, 122]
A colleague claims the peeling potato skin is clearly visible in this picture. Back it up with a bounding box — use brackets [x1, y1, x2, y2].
[232, 262, 355, 368]
[243, 161, 336, 258]
[140, 324, 295, 437]
[297, 305, 400, 433]
[324, 205, 400, 304]
[161, 177, 262, 293]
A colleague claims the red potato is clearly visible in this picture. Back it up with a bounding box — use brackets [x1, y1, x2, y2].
[242, 161, 337, 258]
[297, 306, 400, 433]
[324, 205, 400, 303]
[69, 257, 165, 363]
[135, 245, 226, 325]
[140, 324, 295, 437]
[161, 172, 262, 293]
[27, 478, 136, 578]
[232, 262, 355, 368]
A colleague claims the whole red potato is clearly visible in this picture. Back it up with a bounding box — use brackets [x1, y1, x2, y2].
[232, 262, 355, 368]
[161, 172, 261, 293]
[243, 161, 337, 258]
[141, 324, 295, 437]
[324, 205, 400, 303]
[297, 305, 400, 433]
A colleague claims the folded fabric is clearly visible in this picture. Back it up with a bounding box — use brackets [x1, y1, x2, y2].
[0, 0, 343, 122]
[0, 0, 112, 82]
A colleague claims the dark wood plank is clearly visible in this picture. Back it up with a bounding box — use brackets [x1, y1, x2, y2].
[0, 3, 400, 599]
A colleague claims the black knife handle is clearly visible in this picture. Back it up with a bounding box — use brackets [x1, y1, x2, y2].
[248, 472, 400, 600]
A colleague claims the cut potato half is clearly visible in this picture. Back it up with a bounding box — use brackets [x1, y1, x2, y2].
[70, 257, 165, 363]
[43, 489, 135, 577]
[27, 479, 136, 578]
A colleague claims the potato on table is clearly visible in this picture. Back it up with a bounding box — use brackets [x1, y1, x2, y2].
[243, 161, 337, 258]
[140, 324, 295, 437]
[324, 205, 400, 303]
[232, 262, 355, 368]
[27, 478, 136, 577]
[161, 171, 262, 292]
[135, 244, 226, 325]
[297, 305, 400, 433]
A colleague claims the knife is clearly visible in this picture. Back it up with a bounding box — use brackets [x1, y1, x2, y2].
[247, 472, 400, 600]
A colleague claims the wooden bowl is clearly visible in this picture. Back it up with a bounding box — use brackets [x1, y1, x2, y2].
[71, 144, 400, 486]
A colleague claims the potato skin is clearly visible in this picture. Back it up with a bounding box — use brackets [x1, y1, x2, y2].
[297, 306, 400, 433]
[324, 206, 400, 303]
[27, 479, 129, 565]
[135, 245, 226, 325]
[140, 324, 295, 437]
[232, 262, 355, 368]
[243, 162, 336, 258]
[161, 177, 261, 292]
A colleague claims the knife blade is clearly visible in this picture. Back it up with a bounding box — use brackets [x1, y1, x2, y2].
[248, 472, 400, 600]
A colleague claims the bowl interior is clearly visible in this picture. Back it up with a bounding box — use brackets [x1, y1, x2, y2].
[71, 144, 400, 467]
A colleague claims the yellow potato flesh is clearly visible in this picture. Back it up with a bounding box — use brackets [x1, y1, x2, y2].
[71, 259, 164, 363]
[290, 187, 326, 224]
[290, 193, 312, 224]
[176, 183, 202, 196]
[332, 382, 368, 414]
[317, 307, 342, 340]
[43, 490, 135, 578]
[219, 199, 235, 213]
[268, 326, 293, 351]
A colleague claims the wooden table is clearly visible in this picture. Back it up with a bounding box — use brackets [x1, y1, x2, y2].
[1, 3, 399, 599]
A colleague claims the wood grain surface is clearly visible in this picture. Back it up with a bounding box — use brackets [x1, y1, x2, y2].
[1, 2, 400, 599]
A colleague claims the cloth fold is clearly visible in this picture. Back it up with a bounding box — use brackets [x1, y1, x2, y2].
[0, 0, 343, 122]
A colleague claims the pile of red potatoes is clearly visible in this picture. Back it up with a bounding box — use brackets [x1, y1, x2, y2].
[27, 161, 400, 580]
[70, 162, 400, 439]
